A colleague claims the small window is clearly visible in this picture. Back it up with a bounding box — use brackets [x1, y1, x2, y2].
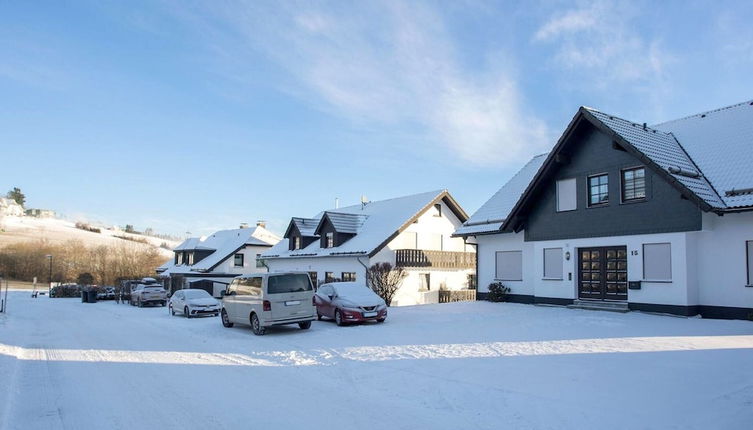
[325, 232, 334, 248]
[434, 203, 442, 217]
[308, 271, 318, 288]
[747, 241, 753, 286]
[643, 243, 671, 281]
[233, 253, 244, 267]
[622, 167, 646, 202]
[324, 272, 335, 282]
[495, 251, 522, 281]
[188, 252, 195, 265]
[556, 178, 577, 212]
[176, 253, 182, 265]
[543, 248, 563, 279]
[419, 273, 431, 291]
[293, 236, 301, 250]
[588, 174, 609, 206]
[341, 272, 356, 282]
[255, 254, 264, 268]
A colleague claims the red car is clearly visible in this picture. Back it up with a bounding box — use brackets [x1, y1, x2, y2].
[314, 282, 387, 326]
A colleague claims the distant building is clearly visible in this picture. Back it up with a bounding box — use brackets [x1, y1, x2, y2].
[0, 198, 24, 217]
[262, 190, 476, 306]
[25, 208, 56, 218]
[156, 222, 280, 296]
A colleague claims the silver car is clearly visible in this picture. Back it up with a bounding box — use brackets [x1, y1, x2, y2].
[169, 289, 220, 318]
[221, 272, 315, 335]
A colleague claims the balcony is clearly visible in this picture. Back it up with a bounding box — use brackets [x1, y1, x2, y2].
[394, 249, 476, 270]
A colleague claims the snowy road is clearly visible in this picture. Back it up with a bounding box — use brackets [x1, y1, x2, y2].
[1, 292, 752, 429]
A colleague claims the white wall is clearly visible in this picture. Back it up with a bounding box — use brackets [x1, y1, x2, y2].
[212, 245, 272, 275]
[693, 212, 753, 309]
[384, 200, 472, 253]
[266, 255, 368, 285]
[476, 232, 533, 296]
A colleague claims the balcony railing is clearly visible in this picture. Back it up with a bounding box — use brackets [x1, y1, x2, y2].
[394, 249, 476, 270]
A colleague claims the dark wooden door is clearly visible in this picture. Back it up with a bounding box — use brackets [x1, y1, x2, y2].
[578, 246, 628, 301]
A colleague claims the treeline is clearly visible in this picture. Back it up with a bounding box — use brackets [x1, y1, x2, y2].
[0, 240, 166, 286]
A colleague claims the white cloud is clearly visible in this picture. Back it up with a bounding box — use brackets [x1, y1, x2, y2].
[168, 1, 548, 167]
[533, 0, 672, 87]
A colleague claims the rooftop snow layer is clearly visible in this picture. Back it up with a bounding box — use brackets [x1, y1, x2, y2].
[264, 190, 451, 258]
[454, 154, 547, 236]
[652, 100, 753, 208]
[585, 108, 726, 209]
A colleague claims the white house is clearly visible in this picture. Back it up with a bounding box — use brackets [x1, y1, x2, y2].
[157, 222, 280, 297]
[455, 100, 753, 319]
[261, 190, 476, 306]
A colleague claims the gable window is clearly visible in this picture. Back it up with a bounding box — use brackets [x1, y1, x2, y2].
[256, 253, 264, 268]
[543, 248, 563, 279]
[643, 243, 672, 281]
[622, 167, 646, 202]
[588, 174, 609, 206]
[747, 241, 753, 286]
[325, 232, 334, 248]
[293, 236, 301, 250]
[434, 203, 442, 217]
[556, 178, 577, 212]
[495, 251, 522, 281]
[342, 272, 356, 282]
[233, 253, 244, 267]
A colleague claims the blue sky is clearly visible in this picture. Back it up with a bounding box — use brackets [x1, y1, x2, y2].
[2, 0, 752, 237]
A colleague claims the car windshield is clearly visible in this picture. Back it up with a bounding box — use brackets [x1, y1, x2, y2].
[183, 289, 210, 299]
[334, 284, 377, 300]
[144, 286, 163, 291]
[267, 274, 313, 294]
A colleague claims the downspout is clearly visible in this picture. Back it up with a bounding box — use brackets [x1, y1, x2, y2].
[356, 255, 369, 281]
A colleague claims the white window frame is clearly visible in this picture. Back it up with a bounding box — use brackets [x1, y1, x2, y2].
[495, 251, 523, 281]
[556, 178, 577, 212]
[642, 243, 672, 282]
[543, 248, 563, 280]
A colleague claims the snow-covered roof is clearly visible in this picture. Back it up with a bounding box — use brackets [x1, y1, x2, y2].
[158, 225, 280, 275]
[652, 100, 753, 209]
[584, 108, 726, 209]
[264, 190, 467, 259]
[454, 154, 548, 236]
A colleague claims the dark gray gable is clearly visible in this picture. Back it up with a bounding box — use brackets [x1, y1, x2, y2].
[522, 122, 702, 241]
[502, 108, 717, 234]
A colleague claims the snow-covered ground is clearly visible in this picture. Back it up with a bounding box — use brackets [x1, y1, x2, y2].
[1, 292, 751, 429]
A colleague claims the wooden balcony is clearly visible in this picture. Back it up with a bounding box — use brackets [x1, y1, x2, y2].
[394, 249, 476, 270]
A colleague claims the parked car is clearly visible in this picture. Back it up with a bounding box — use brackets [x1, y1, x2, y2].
[220, 272, 315, 335]
[169, 289, 220, 318]
[314, 282, 387, 326]
[130, 283, 167, 307]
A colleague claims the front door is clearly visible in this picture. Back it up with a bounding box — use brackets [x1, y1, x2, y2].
[578, 246, 628, 301]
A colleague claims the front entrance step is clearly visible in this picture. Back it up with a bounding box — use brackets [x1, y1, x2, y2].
[568, 300, 629, 313]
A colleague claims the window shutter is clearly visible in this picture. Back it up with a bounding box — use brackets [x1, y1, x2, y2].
[556, 178, 577, 211]
[496, 251, 522, 281]
[544, 248, 563, 279]
[643, 243, 672, 280]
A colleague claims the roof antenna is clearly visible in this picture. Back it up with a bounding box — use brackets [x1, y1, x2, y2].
[335, 197, 339, 209]
[360, 195, 369, 210]
[642, 122, 647, 130]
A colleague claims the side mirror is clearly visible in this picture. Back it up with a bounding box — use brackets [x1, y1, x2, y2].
[220, 290, 226, 297]
[328, 294, 335, 300]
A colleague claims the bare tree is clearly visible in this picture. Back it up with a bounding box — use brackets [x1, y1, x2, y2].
[366, 262, 407, 307]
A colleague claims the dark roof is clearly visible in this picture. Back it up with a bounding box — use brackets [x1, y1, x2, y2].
[314, 212, 369, 235]
[283, 217, 319, 239]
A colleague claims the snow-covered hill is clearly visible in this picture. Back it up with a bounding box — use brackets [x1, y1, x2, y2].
[0, 216, 178, 257]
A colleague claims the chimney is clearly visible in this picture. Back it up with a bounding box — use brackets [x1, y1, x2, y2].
[239, 223, 249, 229]
[335, 198, 339, 209]
[256, 220, 266, 228]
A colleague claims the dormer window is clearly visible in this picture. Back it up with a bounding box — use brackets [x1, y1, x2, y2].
[325, 232, 334, 248]
[293, 236, 302, 250]
[188, 252, 195, 265]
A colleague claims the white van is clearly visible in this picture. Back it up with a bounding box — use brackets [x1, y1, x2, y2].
[220, 272, 315, 335]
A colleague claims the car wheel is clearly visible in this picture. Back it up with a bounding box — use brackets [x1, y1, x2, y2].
[377, 318, 385, 323]
[184, 306, 191, 318]
[221, 309, 233, 328]
[299, 321, 311, 330]
[335, 309, 345, 326]
[170, 305, 175, 316]
[250, 313, 266, 336]
[161, 301, 166, 307]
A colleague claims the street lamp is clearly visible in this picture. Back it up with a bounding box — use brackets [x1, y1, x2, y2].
[46, 254, 52, 294]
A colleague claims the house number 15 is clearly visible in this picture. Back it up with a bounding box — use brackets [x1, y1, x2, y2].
[630, 250, 639, 256]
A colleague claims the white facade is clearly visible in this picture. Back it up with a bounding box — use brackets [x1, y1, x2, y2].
[475, 212, 753, 314]
[265, 199, 475, 306]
